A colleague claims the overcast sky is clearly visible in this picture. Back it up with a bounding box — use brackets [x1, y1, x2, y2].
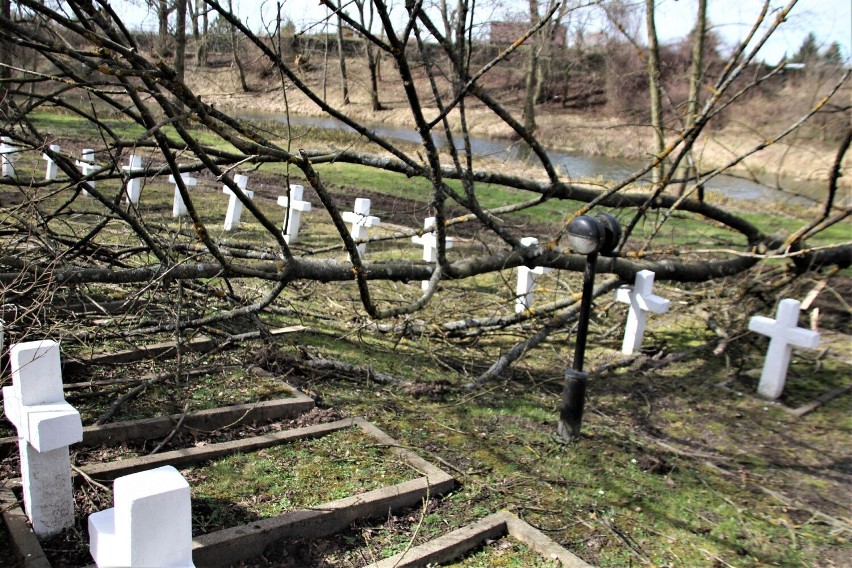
[121, 0, 851, 65]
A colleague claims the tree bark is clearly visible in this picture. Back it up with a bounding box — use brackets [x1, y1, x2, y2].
[227, 0, 250, 92]
[679, 0, 707, 199]
[523, 0, 541, 134]
[158, 0, 172, 58]
[645, 0, 664, 185]
[336, 10, 350, 104]
[0, 0, 10, 114]
[174, 0, 187, 110]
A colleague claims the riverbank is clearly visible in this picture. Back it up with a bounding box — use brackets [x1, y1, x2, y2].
[187, 66, 850, 193]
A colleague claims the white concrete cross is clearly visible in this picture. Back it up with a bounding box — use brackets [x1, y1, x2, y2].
[89, 465, 195, 568]
[169, 168, 198, 218]
[76, 149, 98, 196]
[1, 136, 18, 178]
[748, 298, 821, 399]
[342, 198, 381, 256]
[42, 144, 61, 180]
[276, 184, 312, 243]
[122, 154, 145, 204]
[616, 270, 671, 354]
[411, 217, 454, 291]
[223, 174, 253, 230]
[515, 237, 552, 313]
[2, 340, 82, 537]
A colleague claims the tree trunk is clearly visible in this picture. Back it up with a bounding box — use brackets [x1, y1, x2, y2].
[174, 0, 187, 110]
[158, 0, 171, 58]
[367, 43, 382, 111]
[523, 0, 541, 135]
[336, 12, 350, 104]
[227, 0, 250, 92]
[194, 0, 208, 66]
[681, 0, 707, 200]
[645, 0, 664, 185]
[0, 0, 10, 113]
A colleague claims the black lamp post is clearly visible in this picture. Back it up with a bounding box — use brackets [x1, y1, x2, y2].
[558, 213, 621, 442]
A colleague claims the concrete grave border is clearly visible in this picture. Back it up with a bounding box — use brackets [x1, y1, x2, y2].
[1, 487, 51, 568]
[2, 417, 454, 567]
[367, 510, 592, 568]
[1, 385, 314, 450]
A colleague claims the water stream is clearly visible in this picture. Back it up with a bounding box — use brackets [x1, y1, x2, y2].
[242, 112, 832, 206]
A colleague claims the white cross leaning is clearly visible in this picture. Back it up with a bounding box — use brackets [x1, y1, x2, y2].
[616, 270, 671, 354]
[42, 144, 61, 180]
[122, 154, 145, 204]
[515, 237, 552, 313]
[342, 198, 381, 257]
[76, 149, 98, 196]
[223, 174, 253, 230]
[412, 217, 454, 291]
[1, 136, 18, 178]
[277, 184, 312, 243]
[169, 167, 198, 218]
[89, 465, 195, 568]
[2, 340, 82, 537]
[748, 298, 821, 400]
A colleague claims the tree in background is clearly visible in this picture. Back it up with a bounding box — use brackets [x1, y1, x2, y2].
[791, 31, 819, 64]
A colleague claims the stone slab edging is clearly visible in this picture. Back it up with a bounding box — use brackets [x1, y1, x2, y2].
[78, 418, 354, 483]
[190, 417, 455, 566]
[1, 389, 315, 450]
[366, 511, 592, 568]
[78, 389, 314, 447]
[0, 487, 50, 568]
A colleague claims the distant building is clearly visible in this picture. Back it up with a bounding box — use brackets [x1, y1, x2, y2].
[489, 22, 567, 47]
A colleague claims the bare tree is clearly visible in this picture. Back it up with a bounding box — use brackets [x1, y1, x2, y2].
[0, 0, 848, 440]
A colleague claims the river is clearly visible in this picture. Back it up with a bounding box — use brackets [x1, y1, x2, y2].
[241, 112, 833, 206]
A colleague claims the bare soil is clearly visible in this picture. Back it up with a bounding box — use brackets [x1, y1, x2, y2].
[185, 58, 851, 191]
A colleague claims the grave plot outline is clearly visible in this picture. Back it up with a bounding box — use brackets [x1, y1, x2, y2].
[367, 510, 591, 568]
[1, 417, 454, 567]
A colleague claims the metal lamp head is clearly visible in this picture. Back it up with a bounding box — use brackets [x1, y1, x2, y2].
[595, 213, 622, 256]
[567, 215, 604, 255]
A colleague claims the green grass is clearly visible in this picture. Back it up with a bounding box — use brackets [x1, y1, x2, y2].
[185, 426, 417, 535]
[64, 366, 293, 425]
[444, 538, 560, 567]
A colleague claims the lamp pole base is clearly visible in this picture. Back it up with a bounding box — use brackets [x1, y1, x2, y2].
[557, 369, 588, 442]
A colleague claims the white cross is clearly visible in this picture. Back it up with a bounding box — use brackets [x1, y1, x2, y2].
[76, 149, 98, 196]
[89, 465, 195, 568]
[276, 184, 312, 243]
[223, 174, 253, 230]
[1, 136, 18, 178]
[412, 217, 454, 291]
[748, 298, 821, 399]
[515, 237, 552, 313]
[122, 154, 145, 204]
[616, 270, 671, 354]
[2, 340, 82, 537]
[169, 168, 198, 218]
[341, 198, 381, 257]
[42, 144, 61, 180]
